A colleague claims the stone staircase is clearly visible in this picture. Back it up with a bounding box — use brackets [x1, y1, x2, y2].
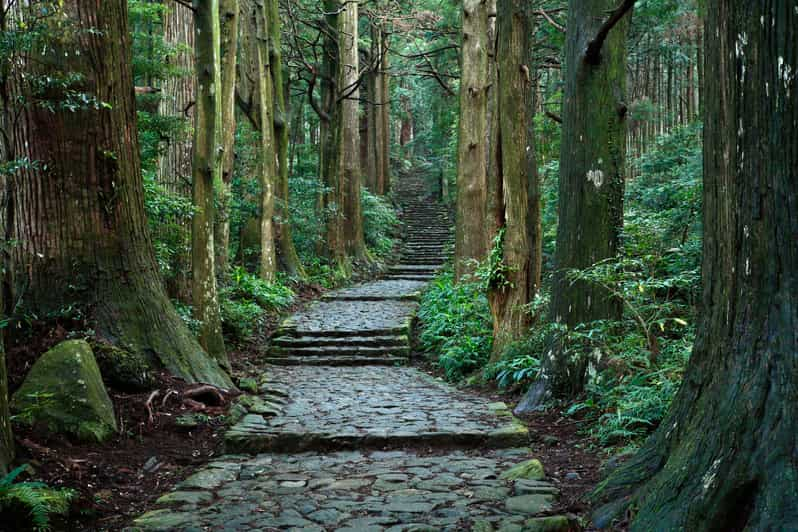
[384, 174, 452, 282]
[266, 175, 451, 367]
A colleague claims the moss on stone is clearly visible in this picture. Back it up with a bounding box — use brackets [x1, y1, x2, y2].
[500, 459, 545, 481]
[11, 340, 117, 443]
[91, 341, 154, 392]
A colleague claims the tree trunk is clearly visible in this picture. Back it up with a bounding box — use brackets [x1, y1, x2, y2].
[238, 0, 278, 281]
[267, 0, 304, 279]
[338, 0, 366, 260]
[215, 0, 240, 278]
[527, 0, 630, 404]
[378, 28, 391, 195]
[158, 3, 194, 302]
[488, 0, 531, 359]
[192, 0, 228, 366]
[5, 0, 231, 388]
[365, 30, 379, 193]
[454, 0, 490, 279]
[526, 4, 543, 303]
[592, 4, 798, 529]
[320, 0, 347, 270]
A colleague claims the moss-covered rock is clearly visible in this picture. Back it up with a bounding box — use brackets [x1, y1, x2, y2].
[500, 459, 545, 481]
[91, 341, 154, 391]
[11, 340, 118, 442]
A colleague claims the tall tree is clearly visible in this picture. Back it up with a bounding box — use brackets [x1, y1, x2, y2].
[454, 0, 490, 279]
[238, 0, 279, 282]
[524, 0, 633, 406]
[157, 2, 195, 302]
[319, 0, 347, 269]
[377, 25, 391, 195]
[2, 0, 231, 388]
[338, 0, 366, 259]
[192, 0, 228, 366]
[215, 0, 240, 276]
[593, 3, 798, 529]
[267, 0, 304, 278]
[487, 0, 532, 359]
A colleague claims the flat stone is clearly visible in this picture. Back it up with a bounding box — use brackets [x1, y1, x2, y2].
[504, 494, 555, 515]
[155, 491, 213, 506]
[179, 467, 238, 490]
[384, 501, 437, 513]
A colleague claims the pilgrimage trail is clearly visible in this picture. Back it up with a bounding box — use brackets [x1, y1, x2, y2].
[132, 177, 576, 531]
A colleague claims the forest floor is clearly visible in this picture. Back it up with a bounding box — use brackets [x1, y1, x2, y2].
[5, 178, 605, 531]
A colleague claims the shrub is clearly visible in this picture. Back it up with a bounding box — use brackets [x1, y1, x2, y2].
[417, 271, 493, 381]
[362, 188, 399, 258]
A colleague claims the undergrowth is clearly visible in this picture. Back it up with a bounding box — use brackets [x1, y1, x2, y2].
[417, 124, 702, 448]
[0, 465, 75, 532]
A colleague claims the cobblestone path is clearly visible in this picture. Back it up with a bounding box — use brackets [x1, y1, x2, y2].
[134, 177, 575, 531]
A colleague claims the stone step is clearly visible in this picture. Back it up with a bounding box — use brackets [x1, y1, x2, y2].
[272, 335, 409, 349]
[275, 326, 411, 339]
[390, 264, 441, 272]
[262, 355, 408, 367]
[269, 346, 411, 358]
[384, 275, 437, 282]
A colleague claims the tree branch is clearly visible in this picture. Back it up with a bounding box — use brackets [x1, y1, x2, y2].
[585, 0, 635, 65]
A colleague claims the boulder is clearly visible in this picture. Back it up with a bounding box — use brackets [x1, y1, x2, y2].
[11, 340, 118, 442]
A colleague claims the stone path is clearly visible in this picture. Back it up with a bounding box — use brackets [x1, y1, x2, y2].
[133, 176, 575, 531]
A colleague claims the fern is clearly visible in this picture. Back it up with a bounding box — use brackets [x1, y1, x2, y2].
[0, 465, 75, 532]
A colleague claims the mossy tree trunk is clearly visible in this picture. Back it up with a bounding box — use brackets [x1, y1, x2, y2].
[377, 27, 391, 195]
[592, 4, 798, 530]
[192, 0, 228, 366]
[238, 0, 278, 282]
[526, 4, 543, 299]
[267, 0, 304, 279]
[527, 0, 631, 404]
[454, 0, 490, 280]
[319, 0, 347, 270]
[338, 0, 366, 260]
[487, 0, 531, 360]
[4, 0, 231, 388]
[215, 0, 240, 278]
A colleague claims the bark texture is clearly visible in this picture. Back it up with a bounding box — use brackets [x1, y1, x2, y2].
[238, 0, 278, 282]
[338, 0, 366, 260]
[533, 0, 630, 401]
[192, 0, 228, 365]
[488, 0, 531, 359]
[454, 0, 490, 279]
[267, 0, 304, 278]
[319, 0, 346, 270]
[157, 3, 194, 302]
[215, 0, 240, 276]
[592, 3, 798, 530]
[4, 0, 231, 388]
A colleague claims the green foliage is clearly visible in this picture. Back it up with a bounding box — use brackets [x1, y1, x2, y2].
[220, 268, 294, 342]
[482, 124, 703, 447]
[417, 271, 493, 381]
[0, 465, 75, 532]
[362, 188, 399, 257]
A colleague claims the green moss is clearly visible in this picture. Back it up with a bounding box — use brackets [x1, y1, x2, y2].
[91, 341, 154, 391]
[11, 340, 118, 443]
[500, 459, 545, 481]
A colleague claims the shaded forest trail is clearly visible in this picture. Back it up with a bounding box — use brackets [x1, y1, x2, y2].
[132, 177, 577, 531]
